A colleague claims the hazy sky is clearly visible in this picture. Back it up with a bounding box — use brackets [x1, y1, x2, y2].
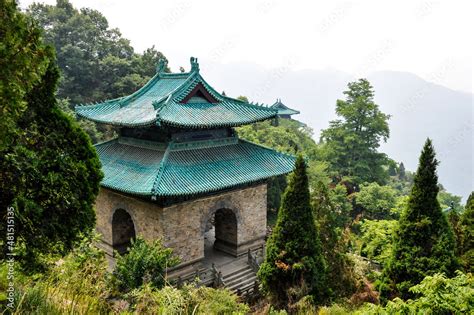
[20, 0, 473, 93]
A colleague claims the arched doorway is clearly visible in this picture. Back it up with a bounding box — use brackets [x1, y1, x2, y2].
[112, 209, 136, 256]
[204, 208, 238, 260]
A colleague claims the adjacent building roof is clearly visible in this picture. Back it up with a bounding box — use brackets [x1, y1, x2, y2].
[75, 57, 278, 129]
[95, 136, 295, 197]
[270, 99, 300, 116]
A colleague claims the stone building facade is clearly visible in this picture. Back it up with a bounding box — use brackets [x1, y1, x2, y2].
[96, 183, 267, 269]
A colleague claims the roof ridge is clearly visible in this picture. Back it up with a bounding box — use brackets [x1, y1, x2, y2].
[151, 142, 172, 199]
[153, 72, 199, 114]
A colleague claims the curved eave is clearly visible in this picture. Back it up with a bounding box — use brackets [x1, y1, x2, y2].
[76, 111, 158, 127]
[278, 109, 300, 116]
[154, 177, 280, 197]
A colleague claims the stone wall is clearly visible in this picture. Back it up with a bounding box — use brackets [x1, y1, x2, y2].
[95, 183, 267, 268]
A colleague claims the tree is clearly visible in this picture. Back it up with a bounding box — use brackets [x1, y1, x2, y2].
[27, 0, 168, 142]
[383, 139, 458, 299]
[312, 182, 356, 299]
[320, 79, 390, 186]
[460, 192, 474, 271]
[355, 183, 398, 220]
[258, 155, 327, 307]
[398, 162, 406, 180]
[0, 0, 50, 150]
[0, 51, 102, 271]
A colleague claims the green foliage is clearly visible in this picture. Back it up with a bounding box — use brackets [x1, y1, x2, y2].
[0, 53, 103, 271]
[359, 220, 397, 266]
[358, 271, 474, 314]
[27, 0, 168, 143]
[9, 235, 111, 314]
[313, 182, 356, 299]
[113, 237, 179, 292]
[383, 139, 458, 299]
[321, 79, 390, 186]
[131, 284, 249, 314]
[267, 175, 287, 211]
[438, 190, 463, 212]
[27, 0, 167, 105]
[0, 0, 50, 150]
[237, 119, 330, 200]
[258, 155, 327, 306]
[460, 192, 474, 271]
[355, 183, 398, 219]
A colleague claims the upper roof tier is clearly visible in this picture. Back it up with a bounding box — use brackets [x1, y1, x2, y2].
[270, 99, 300, 116]
[75, 57, 278, 129]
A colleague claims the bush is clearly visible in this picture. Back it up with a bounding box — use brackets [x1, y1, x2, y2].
[7, 234, 111, 314]
[357, 271, 474, 314]
[113, 237, 179, 292]
[359, 220, 397, 267]
[131, 284, 249, 314]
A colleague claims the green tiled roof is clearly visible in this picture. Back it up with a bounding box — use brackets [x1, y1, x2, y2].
[95, 136, 295, 197]
[75, 57, 277, 128]
[271, 99, 300, 116]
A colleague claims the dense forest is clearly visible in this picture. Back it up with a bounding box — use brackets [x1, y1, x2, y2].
[1, 0, 472, 314]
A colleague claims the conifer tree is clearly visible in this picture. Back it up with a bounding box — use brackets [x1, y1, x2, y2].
[383, 139, 458, 299]
[460, 192, 474, 271]
[0, 51, 102, 270]
[312, 181, 355, 298]
[258, 155, 327, 306]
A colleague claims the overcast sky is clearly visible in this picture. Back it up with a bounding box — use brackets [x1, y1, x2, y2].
[20, 0, 473, 93]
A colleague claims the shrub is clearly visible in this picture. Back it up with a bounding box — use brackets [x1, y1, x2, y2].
[357, 271, 474, 314]
[131, 284, 249, 314]
[113, 237, 179, 292]
[8, 234, 111, 314]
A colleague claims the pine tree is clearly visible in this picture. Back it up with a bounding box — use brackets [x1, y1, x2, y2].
[383, 139, 458, 299]
[460, 192, 474, 271]
[258, 155, 327, 306]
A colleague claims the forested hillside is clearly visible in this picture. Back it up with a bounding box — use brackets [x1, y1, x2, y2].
[1, 1, 472, 314]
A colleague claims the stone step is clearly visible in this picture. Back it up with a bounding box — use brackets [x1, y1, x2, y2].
[222, 265, 249, 279]
[223, 268, 254, 285]
[229, 275, 257, 292]
[225, 271, 255, 288]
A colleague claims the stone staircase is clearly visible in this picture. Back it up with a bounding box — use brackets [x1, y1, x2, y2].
[222, 264, 258, 295]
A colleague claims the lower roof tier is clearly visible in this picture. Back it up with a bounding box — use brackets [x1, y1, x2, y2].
[95, 136, 296, 197]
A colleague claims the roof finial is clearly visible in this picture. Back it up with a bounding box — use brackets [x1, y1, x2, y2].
[190, 56, 199, 72]
[156, 58, 167, 73]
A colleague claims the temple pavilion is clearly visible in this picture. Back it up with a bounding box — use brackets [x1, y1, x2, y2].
[75, 57, 295, 279]
[270, 98, 300, 119]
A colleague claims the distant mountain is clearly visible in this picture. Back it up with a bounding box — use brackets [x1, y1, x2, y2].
[202, 61, 473, 201]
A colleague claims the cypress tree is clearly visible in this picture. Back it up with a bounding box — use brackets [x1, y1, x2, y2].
[384, 139, 458, 299]
[258, 155, 327, 306]
[312, 181, 355, 299]
[0, 50, 102, 270]
[460, 192, 474, 271]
